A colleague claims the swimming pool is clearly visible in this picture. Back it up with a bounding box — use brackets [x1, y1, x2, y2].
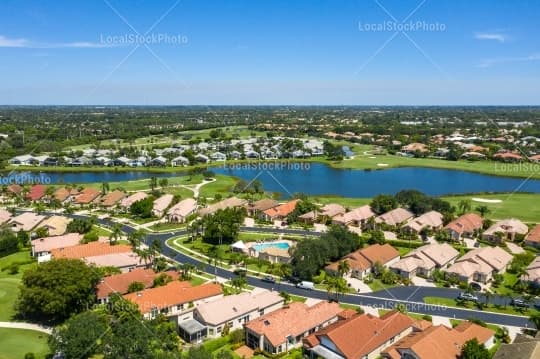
[251, 242, 290, 252]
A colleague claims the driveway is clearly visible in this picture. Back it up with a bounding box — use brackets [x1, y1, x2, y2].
[411, 276, 436, 287]
[346, 276, 372, 293]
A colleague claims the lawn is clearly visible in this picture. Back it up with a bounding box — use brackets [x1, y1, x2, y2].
[237, 232, 280, 242]
[491, 272, 519, 297]
[0, 328, 50, 359]
[367, 279, 398, 293]
[423, 296, 535, 316]
[442, 193, 540, 223]
[0, 251, 36, 321]
[199, 175, 238, 199]
[149, 222, 187, 231]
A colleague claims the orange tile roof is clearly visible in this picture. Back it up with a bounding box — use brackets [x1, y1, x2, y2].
[245, 301, 342, 347]
[51, 241, 132, 259]
[263, 199, 300, 219]
[99, 190, 126, 207]
[53, 187, 71, 202]
[525, 224, 540, 244]
[7, 184, 22, 194]
[74, 188, 101, 204]
[123, 281, 222, 314]
[326, 244, 399, 272]
[445, 213, 483, 235]
[26, 184, 46, 201]
[97, 269, 179, 298]
[304, 311, 414, 359]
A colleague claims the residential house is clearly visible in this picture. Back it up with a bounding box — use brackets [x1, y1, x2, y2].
[31, 233, 84, 260]
[493, 333, 540, 359]
[332, 205, 375, 228]
[52, 187, 78, 203]
[482, 218, 529, 243]
[445, 213, 483, 241]
[149, 156, 168, 166]
[168, 198, 197, 223]
[521, 256, 540, 287]
[382, 321, 494, 359]
[199, 197, 247, 217]
[120, 192, 149, 209]
[403, 211, 443, 234]
[96, 268, 179, 303]
[262, 199, 300, 222]
[9, 155, 39, 166]
[244, 301, 343, 355]
[73, 188, 101, 205]
[171, 156, 190, 166]
[326, 244, 400, 280]
[245, 150, 260, 159]
[9, 212, 46, 232]
[26, 184, 46, 201]
[188, 290, 284, 342]
[390, 243, 459, 279]
[51, 241, 144, 272]
[375, 208, 414, 227]
[124, 281, 223, 320]
[7, 184, 23, 196]
[258, 247, 292, 264]
[493, 152, 524, 162]
[152, 194, 174, 218]
[99, 190, 126, 207]
[194, 154, 210, 163]
[444, 246, 513, 283]
[524, 224, 540, 248]
[304, 311, 415, 359]
[0, 209, 13, 226]
[299, 204, 346, 224]
[36, 215, 72, 236]
[245, 199, 279, 217]
[401, 143, 428, 154]
[210, 152, 227, 161]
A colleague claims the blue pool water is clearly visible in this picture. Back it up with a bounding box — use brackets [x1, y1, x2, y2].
[251, 242, 290, 252]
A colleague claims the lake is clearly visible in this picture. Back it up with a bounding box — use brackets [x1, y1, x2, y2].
[212, 163, 540, 197]
[5, 163, 540, 197]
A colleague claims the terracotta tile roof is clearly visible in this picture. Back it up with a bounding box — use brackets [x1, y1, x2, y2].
[7, 184, 22, 194]
[31, 232, 83, 253]
[327, 244, 399, 272]
[97, 269, 179, 299]
[383, 322, 494, 359]
[26, 184, 46, 201]
[123, 281, 222, 314]
[525, 224, 540, 244]
[245, 301, 342, 347]
[53, 187, 72, 202]
[333, 205, 375, 225]
[305, 311, 414, 359]
[99, 190, 126, 207]
[73, 188, 101, 204]
[199, 197, 247, 216]
[263, 199, 300, 219]
[247, 199, 279, 212]
[51, 241, 132, 259]
[445, 213, 483, 235]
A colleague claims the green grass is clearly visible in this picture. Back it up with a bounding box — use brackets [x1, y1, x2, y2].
[396, 246, 413, 257]
[149, 222, 187, 231]
[423, 296, 535, 316]
[378, 309, 428, 321]
[367, 279, 398, 292]
[491, 272, 519, 297]
[199, 175, 238, 199]
[189, 276, 207, 286]
[0, 251, 36, 321]
[442, 193, 540, 223]
[0, 328, 50, 359]
[237, 232, 280, 242]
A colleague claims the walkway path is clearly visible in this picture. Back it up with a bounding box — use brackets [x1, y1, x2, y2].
[0, 321, 52, 334]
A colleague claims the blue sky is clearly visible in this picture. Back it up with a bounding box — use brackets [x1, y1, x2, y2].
[0, 0, 538, 105]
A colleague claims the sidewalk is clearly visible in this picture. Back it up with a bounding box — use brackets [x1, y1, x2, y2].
[0, 321, 52, 334]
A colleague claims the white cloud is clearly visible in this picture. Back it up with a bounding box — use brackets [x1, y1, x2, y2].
[478, 53, 540, 68]
[474, 31, 509, 43]
[0, 35, 115, 48]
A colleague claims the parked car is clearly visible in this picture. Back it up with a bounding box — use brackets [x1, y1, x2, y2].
[233, 268, 247, 276]
[511, 298, 529, 308]
[458, 292, 478, 302]
[296, 281, 315, 290]
[286, 275, 301, 285]
[261, 275, 276, 284]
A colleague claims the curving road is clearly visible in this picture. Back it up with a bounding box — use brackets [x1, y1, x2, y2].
[44, 211, 537, 328]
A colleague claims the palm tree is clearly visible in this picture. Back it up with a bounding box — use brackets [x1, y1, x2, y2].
[529, 312, 540, 330]
[475, 205, 490, 218]
[150, 176, 158, 191]
[127, 230, 144, 250]
[458, 199, 471, 215]
[337, 260, 350, 278]
[108, 223, 123, 245]
[101, 182, 110, 195]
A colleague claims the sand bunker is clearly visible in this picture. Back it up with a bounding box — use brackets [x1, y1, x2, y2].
[377, 163, 389, 167]
[369, 156, 376, 159]
[471, 197, 502, 203]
